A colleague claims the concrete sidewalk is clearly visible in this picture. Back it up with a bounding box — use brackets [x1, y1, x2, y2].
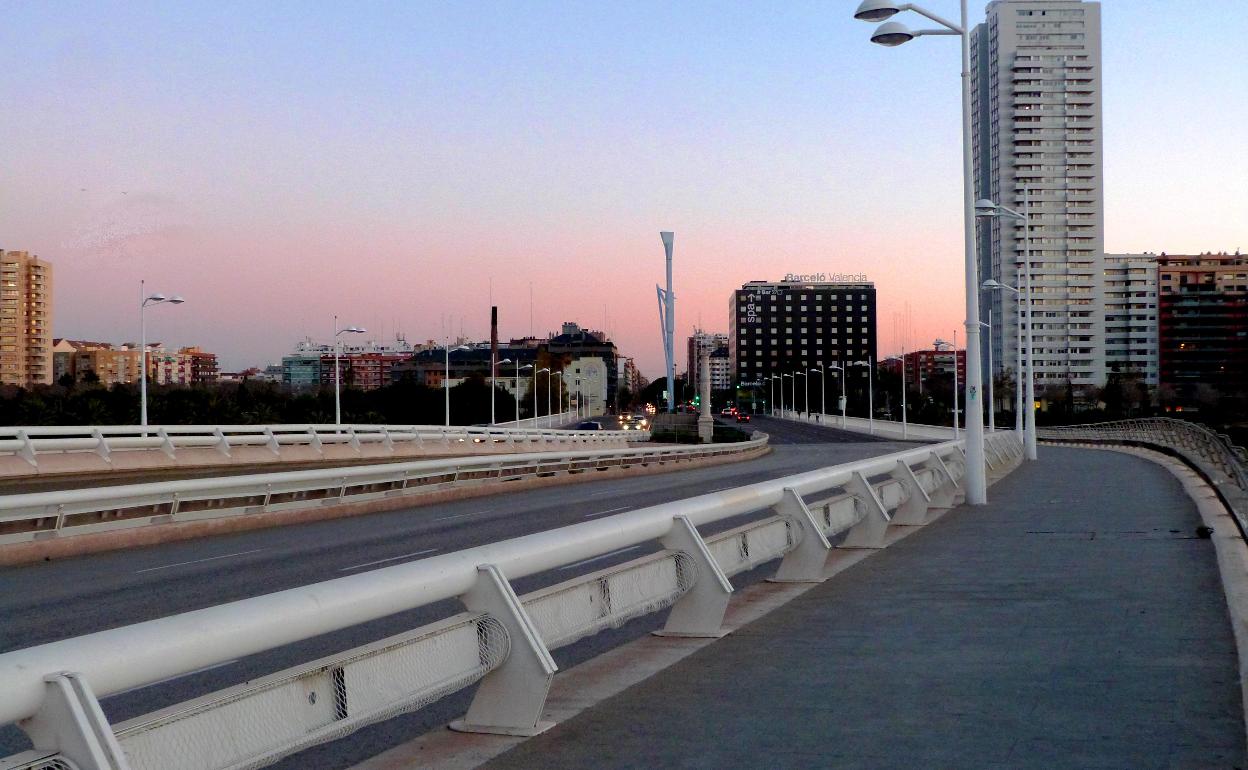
[482, 447, 1245, 768]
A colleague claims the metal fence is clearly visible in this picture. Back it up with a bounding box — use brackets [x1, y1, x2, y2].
[0, 435, 766, 547]
[0, 422, 641, 477]
[0, 431, 1023, 770]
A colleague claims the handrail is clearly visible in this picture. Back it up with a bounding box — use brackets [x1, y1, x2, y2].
[0, 429, 1023, 768]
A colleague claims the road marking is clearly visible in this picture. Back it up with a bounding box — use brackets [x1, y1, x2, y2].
[583, 506, 631, 519]
[134, 549, 267, 574]
[558, 546, 642, 571]
[112, 659, 240, 696]
[434, 510, 486, 521]
[339, 548, 440, 572]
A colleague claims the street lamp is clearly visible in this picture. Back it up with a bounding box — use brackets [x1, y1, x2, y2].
[515, 362, 533, 423]
[492, 357, 511, 426]
[769, 374, 780, 417]
[139, 281, 185, 429]
[855, 0, 987, 504]
[978, 310, 994, 431]
[536, 368, 550, 426]
[935, 336, 959, 439]
[810, 366, 826, 422]
[851, 360, 874, 434]
[552, 371, 564, 427]
[332, 316, 366, 428]
[444, 343, 470, 427]
[983, 280, 1022, 436]
[783, 373, 795, 419]
[978, 193, 1037, 461]
[827, 364, 847, 428]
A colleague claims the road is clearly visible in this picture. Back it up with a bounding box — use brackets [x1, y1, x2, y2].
[0, 418, 922, 766]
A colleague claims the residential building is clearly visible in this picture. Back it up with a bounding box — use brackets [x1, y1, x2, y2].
[904, 349, 968, 388]
[0, 250, 53, 385]
[568, 356, 608, 417]
[53, 340, 219, 386]
[1103, 253, 1159, 385]
[686, 331, 731, 395]
[546, 322, 619, 406]
[971, 0, 1105, 396]
[1157, 252, 1248, 407]
[729, 279, 877, 404]
[281, 337, 418, 391]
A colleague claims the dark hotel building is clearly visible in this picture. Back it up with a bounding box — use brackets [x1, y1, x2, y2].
[1158, 252, 1248, 405]
[729, 279, 877, 408]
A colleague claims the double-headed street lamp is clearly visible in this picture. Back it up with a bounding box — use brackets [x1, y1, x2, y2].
[444, 343, 470, 427]
[139, 281, 185, 429]
[811, 366, 826, 421]
[769, 374, 780, 417]
[536, 368, 550, 426]
[332, 316, 367, 428]
[515, 362, 533, 423]
[854, 0, 987, 505]
[826, 364, 847, 428]
[979, 311, 994, 431]
[978, 193, 1037, 461]
[783, 373, 795, 419]
[551, 371, 564, 427]
[935, 335, 959, 439]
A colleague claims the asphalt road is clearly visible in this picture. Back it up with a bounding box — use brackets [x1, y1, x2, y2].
[0, 419, 918, 766]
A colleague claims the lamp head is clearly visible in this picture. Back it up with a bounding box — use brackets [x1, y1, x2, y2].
[975, 198, 999, 217]
[145, 293, 167, 303]
[346, 326, 365, 333]
[167, 295, 185, 305]
[982, 279, 1002, 290]
[870, 21, 915, 46]
[854, 0, 903, 22]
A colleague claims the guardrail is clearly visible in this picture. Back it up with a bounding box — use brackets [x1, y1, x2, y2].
[771, 410, 962, 441]
[0, 422, 643, 478]
[0, 431, 1022, 770]
[493, 410, 577, 429]
[0, 435, 765, 547]
[1040, 418, 1248, 535]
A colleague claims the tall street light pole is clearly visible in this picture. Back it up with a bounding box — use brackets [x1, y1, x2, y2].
[852, 360, 874, 434]
[854, 0, 987, 504]
[537, 368, 549, 426]
[552, 371, 564, 427]
[978, 191, 1037, 460]
[935, 336, 959, 439]
[444, 343, 469, 427]
[827, 364, 847, 428]
[980, 310, 994, 431]
[496, 358, 514, 426]
[333, 316, 366, 428]
[516, 361, 533, 423]
[139, 281, 185, 430]
[811, 366, 826, 421]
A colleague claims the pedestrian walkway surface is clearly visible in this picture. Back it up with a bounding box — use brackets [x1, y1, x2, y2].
[484, 447, 1246, 768]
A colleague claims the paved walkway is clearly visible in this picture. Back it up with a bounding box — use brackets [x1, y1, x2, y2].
[484, 447, 1245, 768]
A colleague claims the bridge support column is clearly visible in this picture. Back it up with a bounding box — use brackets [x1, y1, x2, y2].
[840, 471, 891, 549]
[19, 672, 129, 770]
[451, 565, 557, 736]
[772, 488, 832, 582]
[655, 515, 734, 637]
[889, 460, 931, 526]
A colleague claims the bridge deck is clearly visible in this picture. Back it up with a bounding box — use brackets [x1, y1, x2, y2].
[482, 446, 1244, 768]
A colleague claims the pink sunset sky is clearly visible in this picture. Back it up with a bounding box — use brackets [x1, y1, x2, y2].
[2, 2, 1244, 379]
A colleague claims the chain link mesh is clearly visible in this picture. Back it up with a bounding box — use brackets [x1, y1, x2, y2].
[705, 516, 796, 577]
[0, 755, 80, 770]
[114, 612, 508, 770]
[522, 551, 697, 650]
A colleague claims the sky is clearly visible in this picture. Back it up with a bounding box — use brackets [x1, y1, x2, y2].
[1, 0, 1244, 379]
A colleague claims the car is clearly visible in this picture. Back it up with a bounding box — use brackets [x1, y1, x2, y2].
[720, 407, 733, 416]
[735, 413, 751, 423]
[575, 421, 603, 430]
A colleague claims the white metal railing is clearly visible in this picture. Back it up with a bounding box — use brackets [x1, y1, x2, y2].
[493, 410, 578, 429]
[0, 422, 642, 475]
[771, 410, 962, 441]
[0, 436, 766, 546]
[0, 431, 1023, 770]
[1039, 418, 1248, 532]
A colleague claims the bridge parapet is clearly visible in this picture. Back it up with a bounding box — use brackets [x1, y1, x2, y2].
[0, 431, 1022, 770]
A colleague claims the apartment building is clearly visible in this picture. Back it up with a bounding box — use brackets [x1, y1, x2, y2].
[686, 331, 731, 395]
[0, 250, 53, 385]
[1103, 253, 1159, 384]
[971, 0, 1105, 396]
[1157, 252, 1248, 405]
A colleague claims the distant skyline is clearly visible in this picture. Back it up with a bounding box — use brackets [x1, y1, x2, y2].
[2, 1, 1244, 378]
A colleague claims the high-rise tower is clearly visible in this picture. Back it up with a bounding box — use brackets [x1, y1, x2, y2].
[971, 0, 1104, 397]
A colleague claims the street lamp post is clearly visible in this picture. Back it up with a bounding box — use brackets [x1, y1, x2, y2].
[935, 336, 959, 438]
[783, 373, 795, 419]
[979, 310, 994, 431]
[978, 191, 1037, 460]
[827, 364, 847, 427]
[801, 370, 810, 418]
[535, 368, 549, 426]
[769, 374, 778, 417]
[444, 343, 470, 427]
[139, 281, 185, 429]
[984, 280, 1023, 434]
[854, 0, 987, 504]
[552, 371, 564, 427]
[332, 316, 367, 428]
[851, 360, 874, 434]
[811, 366, 826, 422]
[516, 361, 533, 423]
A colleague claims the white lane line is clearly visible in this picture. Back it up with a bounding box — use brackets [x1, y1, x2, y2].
[112, 659, 239, 696]
[338, 548, 440, 572]
[134, 548, 267, 574]
[586, 489, 619, 498]
[583, 506, 631, 519]
[434, 510, 487, 521]
[558, 546, 642, 571]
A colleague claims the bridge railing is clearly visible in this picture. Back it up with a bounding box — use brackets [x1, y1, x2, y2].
[1040, 417, 1248, 533]
[0, 421, 643, 476]
[772, 410, 959, 441]
[0, 431, 1023, 770]
[0, 434, 762, 547]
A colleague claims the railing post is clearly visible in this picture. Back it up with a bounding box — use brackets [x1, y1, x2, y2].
[156, 428, 176, 459]
[889, 459, 931, 526]
[18, 672, 129, 770]
[15, 429, 36, 468]
[307, 426, 323, 456]
[91, 429, 111, 465]
[923, 451, 959, 509]
[654, 515, 734, 637]
[263, 427, 281, 456]
[772, 488, 832, 582]
[450, 565, 556, 736]
[212, 428, 231, 458]
[840, 471, 891, 549]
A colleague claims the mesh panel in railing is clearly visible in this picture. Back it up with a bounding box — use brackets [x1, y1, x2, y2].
[2, 756, 80, 770]
[115, 612, 508, 770]
[705, 516, 797, 577]
[522, 551, 697, 650]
